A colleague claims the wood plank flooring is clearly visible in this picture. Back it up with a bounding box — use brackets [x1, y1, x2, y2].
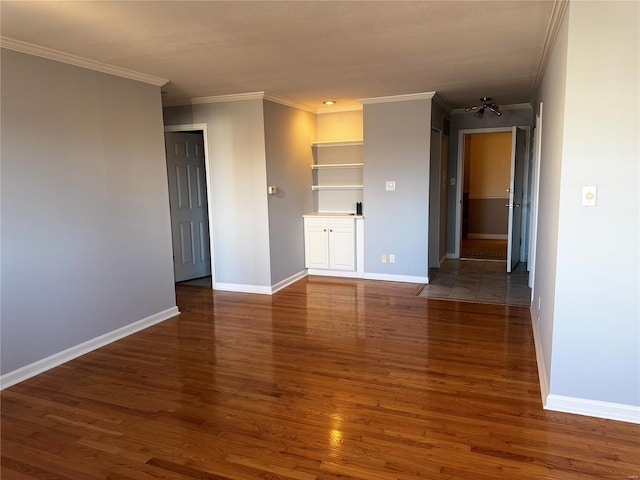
[2, 276, 638, 479]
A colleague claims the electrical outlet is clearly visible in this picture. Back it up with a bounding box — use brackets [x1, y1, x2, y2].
[381, 254, 387, 264]
[389, 254, 395, 263]
[385, 180, 396, 191]
[538, 296, 542, 309]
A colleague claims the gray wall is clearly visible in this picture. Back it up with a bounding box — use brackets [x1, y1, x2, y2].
[446, 106, 534, 253]
[263, 100, 315, 285]
[1, 50, 176, 374]
[535, 1, 640, 407]
[468, 199, 508, 236]
[163, 100, 272, 288]
[363, 99, 431, 278]
[531, 11, 568, 391]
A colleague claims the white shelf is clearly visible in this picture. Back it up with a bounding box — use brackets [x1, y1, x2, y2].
[311, 185, 364, 191]
[311, 140, 363, 147]
[312, 163, 363, 170]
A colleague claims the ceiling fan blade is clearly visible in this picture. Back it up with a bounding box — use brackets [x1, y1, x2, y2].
[465, 106, 478, 112]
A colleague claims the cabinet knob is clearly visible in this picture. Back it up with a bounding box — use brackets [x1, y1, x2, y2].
[323, 229, 327, 232]
[329, 229, 333, 232]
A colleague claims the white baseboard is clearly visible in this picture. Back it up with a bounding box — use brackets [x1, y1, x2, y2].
[530, 307, 640, 424]
[468, 233, 508, 240]
[363, 272, 428, 284]
[0, 306, 180, 390]
[530, 306, 550, 405]
[307, 269, 360, 278]
[545, 394, 640, 424]
[214, 282, 272, 295]
[446, 253, 459, 259]
[271, 270, 307, 294]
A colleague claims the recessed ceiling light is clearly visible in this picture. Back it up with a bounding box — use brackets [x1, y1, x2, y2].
[323, 100, 336, 105]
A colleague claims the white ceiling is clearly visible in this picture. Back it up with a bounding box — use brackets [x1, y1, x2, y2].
[0, 1, 557, 111]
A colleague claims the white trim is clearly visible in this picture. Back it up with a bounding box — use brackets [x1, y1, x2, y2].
[164, 124, 216, 287]
[163, 91, 265, 107]
[0, 37, 168, 86]
[271, 270, 307, 294]
[433, 93, 452, 114]
[362, 272, 428, 284]
[468, 233, 508, 240]
[529, 105, 543, 289]
[446, 253, 458, 259]
[531, 0, 570, 104]
[263, 93, 316, 113]
[317, 104, 363, 114]
[530, 306, 550, 406]
[359, 91, 435, 105]
[312, 163, 363, 169]
[307, 269, 360, 279]
[545, 395, 640, 424]
[214, 283, 272, 295]
[311, 140, 363, 147]
[455, 126, 515, 258]
[0, 307, 179, 390]
[163, 91, 316, 113]
[529, 307, 639, 424]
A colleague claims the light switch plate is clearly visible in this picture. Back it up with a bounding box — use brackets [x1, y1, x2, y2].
[582, 185, 597, 207]
[385, 180, 396, 191]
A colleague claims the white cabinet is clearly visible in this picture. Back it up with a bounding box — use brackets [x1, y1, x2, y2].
[304, 216, 355, 271]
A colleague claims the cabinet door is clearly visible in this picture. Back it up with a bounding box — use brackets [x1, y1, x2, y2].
[304, 222, 329, 269]
[328, 222, 355, 271]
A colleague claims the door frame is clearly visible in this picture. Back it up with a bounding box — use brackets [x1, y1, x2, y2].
[454, 126, 512, 258]
[429, 127, 443, 269]
[164, 124, 216, 286]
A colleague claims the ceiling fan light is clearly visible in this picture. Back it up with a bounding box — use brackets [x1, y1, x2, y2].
[467, 98, 500, 119]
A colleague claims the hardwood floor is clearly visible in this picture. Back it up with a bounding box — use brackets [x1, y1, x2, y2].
[2, 276, 638, 479]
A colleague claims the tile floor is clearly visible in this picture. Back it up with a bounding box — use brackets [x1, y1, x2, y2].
[419, 259, 532, 305]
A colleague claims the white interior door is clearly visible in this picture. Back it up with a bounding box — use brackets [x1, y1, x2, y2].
[165, 132, 211, 282]
[507, 127, 527, 273]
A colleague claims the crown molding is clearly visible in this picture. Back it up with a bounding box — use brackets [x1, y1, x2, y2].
[317, 104, 363, 114]
[263, 93, 316, 113]
[531, 0, 570, 104]
[163, 91, 316, 113]
[359, 91, 436, 105]
[433, 93, 453, 114]
[0, 36, 168, 87]
[163, 91, 265, 107]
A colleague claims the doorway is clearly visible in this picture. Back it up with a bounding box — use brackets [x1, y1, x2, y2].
[164, 125, 215, 286]
[454, 126, 529, 271]
[460, 131, 511, 261]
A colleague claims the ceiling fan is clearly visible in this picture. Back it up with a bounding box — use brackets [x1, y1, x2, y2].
[465, 97, 501, 119]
